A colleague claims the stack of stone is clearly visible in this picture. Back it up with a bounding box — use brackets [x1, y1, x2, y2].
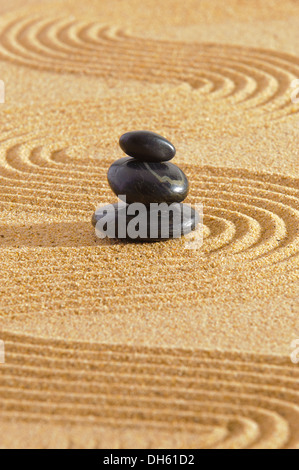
[92, 130, 199, 241]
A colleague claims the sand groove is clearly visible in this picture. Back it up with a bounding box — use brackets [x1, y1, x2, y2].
[0, 136, 298, 268]
[0, 14, 299, 118]
[0, 331, 298, 449]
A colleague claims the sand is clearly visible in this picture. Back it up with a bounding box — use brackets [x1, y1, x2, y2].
[0, 0, 298, 449]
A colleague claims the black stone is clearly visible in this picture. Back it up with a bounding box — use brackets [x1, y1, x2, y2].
[107, 157, 188, 205]
[92, 202, 200, 241]
[119, 130, 176, 162]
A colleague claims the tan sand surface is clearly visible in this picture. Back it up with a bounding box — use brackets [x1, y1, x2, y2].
[0, 0, 298, 448]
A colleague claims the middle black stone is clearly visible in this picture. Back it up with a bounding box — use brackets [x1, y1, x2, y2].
[107, 157, 189, 205]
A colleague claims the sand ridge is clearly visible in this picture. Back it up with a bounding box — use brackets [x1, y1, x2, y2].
[0, 13, 299, 120]
[1, 330, 299, 449]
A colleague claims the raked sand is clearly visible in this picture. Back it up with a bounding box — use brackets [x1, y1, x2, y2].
[0, 0, 298, 448]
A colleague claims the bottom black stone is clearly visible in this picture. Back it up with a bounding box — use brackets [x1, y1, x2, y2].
[92, 202, 200, 241]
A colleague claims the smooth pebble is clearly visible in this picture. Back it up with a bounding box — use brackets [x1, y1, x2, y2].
[119, 130, 176, 162]
[107, 157, 188, 205]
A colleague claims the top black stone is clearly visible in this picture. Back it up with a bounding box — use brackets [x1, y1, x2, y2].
[119, 130, 176, 162]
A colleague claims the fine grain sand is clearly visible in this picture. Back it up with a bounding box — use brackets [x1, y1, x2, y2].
[0, 0, 298, 449]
